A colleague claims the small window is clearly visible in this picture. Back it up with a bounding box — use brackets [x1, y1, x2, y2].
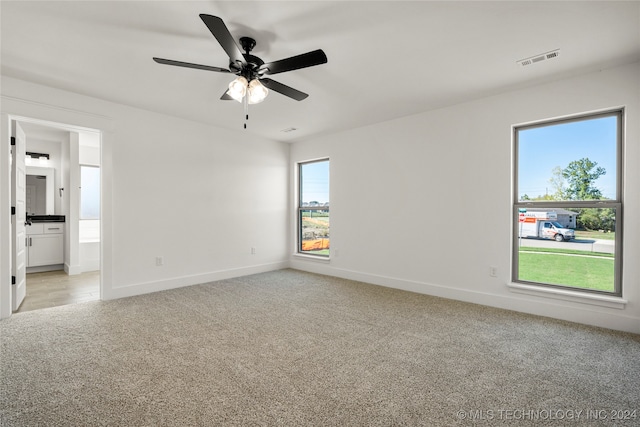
[298, 159, 329, 256]
[80, 165, 100, 220]
[513, 110, 622, 295]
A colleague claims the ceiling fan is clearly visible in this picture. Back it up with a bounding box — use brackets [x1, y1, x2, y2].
[153, 14, 328, 126]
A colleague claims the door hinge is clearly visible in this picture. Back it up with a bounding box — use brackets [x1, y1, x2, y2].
[11, 206, 16, 215]
[12, 276, 16, 285]
[11, 137, 16, 146]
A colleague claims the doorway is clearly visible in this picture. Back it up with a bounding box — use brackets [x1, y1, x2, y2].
[10, 118, 102, 312]
[16, 271, 100, 312]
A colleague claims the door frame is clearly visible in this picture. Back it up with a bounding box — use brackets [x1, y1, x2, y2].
[1, 97, 114, 319]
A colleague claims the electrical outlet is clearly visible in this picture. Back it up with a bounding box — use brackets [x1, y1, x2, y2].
[489, 266, 498, 277]
[251, 247, 256, 255]
[156, 256, 164, 266]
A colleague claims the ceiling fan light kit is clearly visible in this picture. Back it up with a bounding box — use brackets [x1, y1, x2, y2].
[227, 76, 248, 102]
[245, 78, 269, 105]
[153, 14, 327, 128]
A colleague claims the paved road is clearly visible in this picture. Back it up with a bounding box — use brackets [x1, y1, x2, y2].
[518, 238, 615, 254]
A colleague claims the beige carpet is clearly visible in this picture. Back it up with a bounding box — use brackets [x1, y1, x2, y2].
[2, 269, 639, 426]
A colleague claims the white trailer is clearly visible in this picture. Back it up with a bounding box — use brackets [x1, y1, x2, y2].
[518, 211, 575, 242]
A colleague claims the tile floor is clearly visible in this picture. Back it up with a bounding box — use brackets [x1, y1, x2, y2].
[16, 270, 100, 313]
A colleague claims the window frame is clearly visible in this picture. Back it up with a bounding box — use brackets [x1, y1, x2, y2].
[297, 158, 330, 257]
[512, 109, 623, 296]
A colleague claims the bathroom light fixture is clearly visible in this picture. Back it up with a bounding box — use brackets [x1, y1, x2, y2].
[26, 152, 50, 160]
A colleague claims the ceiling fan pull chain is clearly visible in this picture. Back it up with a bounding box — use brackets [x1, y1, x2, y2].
[243, 93, 249, 129]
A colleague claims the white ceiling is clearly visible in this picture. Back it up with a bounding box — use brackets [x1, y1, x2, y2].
[2, 1, 639, 143]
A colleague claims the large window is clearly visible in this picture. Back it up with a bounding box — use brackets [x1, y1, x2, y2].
[513, 110, 623, 295]
[80, 165, 100, 220]
[298, 159, 329, 256]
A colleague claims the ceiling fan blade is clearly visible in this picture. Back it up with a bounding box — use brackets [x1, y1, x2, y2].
[260, 49, 327, 75]
[220, 90, 234, 100]
[199, 14, 246, 67]
[260, 78, 309, 101]
[153, 57, 231, 73]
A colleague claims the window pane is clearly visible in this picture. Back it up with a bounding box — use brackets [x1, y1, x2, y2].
[299, 160, 329, 256]
[300, 209, 330, 256]
[517, 115, 617, 201]
[300, 160, 329, 206]
[80, 166, 100, 220]
[516, 206, 616, 293]
[514, 110, 621, 295]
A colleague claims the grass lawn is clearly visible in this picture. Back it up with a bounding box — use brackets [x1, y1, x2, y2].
[301, 249, 330, 256]
[519, 246, 614, 258]
[574, 230, 616, 241]
[518, 251, 614, 292]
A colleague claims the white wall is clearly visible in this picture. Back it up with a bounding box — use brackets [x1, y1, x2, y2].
[290, 62, 640, 334]
[1, 76, 289, 315]
[79, 146, 100, 166]
[79, 241, 100, 273]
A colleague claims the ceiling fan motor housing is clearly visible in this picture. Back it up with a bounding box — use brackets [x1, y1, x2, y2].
[229, 37, 265, 79]
[239, 36, 256, 53]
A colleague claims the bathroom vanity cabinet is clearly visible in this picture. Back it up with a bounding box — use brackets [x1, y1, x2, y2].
[26, 222, 64, 268]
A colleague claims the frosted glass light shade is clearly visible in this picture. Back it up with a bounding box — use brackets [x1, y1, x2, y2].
[247, 79, 268, 104]
[227, 76, 248, 102]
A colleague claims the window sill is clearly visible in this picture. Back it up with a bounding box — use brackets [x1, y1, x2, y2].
[507, 282, 627, 309]
[292, 253, 330, 263]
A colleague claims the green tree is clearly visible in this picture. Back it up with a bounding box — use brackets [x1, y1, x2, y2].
[562, 158, 606, 200]
[533, 194, 556, 201]
[578, 208, 615, 232]
[558, 158, 614, 231]
[548, 166, 567, 200]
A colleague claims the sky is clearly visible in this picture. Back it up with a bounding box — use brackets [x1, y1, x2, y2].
[301, 160, 329, 204]
[518, 115, 618, 200]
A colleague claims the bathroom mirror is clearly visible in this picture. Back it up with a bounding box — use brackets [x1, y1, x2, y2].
[26, 166, 54, 215]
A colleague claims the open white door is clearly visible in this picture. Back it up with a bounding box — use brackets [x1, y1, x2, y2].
[11, 122, 27, 311]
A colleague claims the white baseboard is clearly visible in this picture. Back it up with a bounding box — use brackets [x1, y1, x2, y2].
[289, 260, 640, 335]
[26, 264, 64, 274]
[103, 261, 289, 300]
[64, 263, 82, 276]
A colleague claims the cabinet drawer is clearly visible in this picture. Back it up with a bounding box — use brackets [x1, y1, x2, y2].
[26, 223, 44, 235]
[44, 224, 64, 234]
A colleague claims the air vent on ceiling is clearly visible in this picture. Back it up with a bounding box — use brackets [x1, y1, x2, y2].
[517, 49, 560, 67]
[281, 127, 298, 133]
